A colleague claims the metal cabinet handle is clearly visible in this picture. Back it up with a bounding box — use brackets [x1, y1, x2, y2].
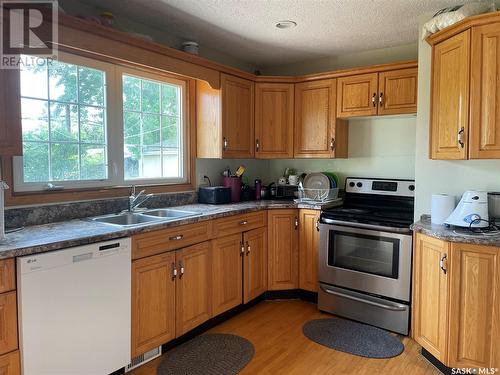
[440, 254, 447, 275]
[178, 261, 184, 278]
[330, 138, 335, 151]
[372, 93, 377, 107]
[171, 262, 177, 279]
[320, 286, 407, 311]
[240, 241, 245, 256]
[239, 220, 248, 225]
[458, 127, 465, 148]
[295, 217, 299, 230]
[256, 139, 260, 152]
[379, 92, 383, 106]
[316, 219, 320, 232]
[223, 137, 228, 151]
[169, 234, 184, 241]
[246, 241, 251, 255]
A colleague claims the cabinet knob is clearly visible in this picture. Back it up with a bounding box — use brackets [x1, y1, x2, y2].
[239, 220, 248, 225]
[316, 219, 320, 232]
[372, 93, 377, 107]
[223, 137, 228, 151]
[179, 261, 184, 278]
[457, 127, 465, 148]
[440, 254, 447, 275]
[246, 241, 251, 255]
[169, 234, 184, 241]
[256, 139, 260, 152]
[171, 262, 178, 279]
[330, 138, 335, 151]
[379, 92, 383, 106]
[295, 217, 299, 230]
[240, 241, 245, 256]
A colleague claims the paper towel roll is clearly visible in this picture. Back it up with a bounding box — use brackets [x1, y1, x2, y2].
[431, 194, 455, 225]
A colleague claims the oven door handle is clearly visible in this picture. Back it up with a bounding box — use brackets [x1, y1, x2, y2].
[320, 286, 407, 311]
[320, 218, 411, 234]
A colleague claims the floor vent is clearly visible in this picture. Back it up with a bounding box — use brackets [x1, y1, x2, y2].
[125, 346, 162, 372]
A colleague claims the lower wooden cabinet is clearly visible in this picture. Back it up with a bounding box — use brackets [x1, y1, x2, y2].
[175, 242, 212, 336]
[212, 234, 243, 316]
[267, 209, 299, 290]
[0, 350, 20, 375]
[0, 292, 17, 357]
[132, 252, 176, 357]
[413, 233, 500, 368]
[298, 210, 320, 292]
[243, 227, 267, 303]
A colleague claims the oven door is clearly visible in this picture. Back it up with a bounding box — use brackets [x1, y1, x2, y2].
[319, 223, 412, 302]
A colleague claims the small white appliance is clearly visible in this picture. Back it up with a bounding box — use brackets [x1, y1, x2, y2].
[17, 238, 131, 375]
[445, 191, 489, 228]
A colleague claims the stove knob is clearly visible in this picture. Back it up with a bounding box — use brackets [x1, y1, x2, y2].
[409, 184, 415, 191]
[349, 182, 355, 188]
[356, 182, 363, 188]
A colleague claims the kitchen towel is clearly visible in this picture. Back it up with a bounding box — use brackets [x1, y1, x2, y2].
[431, 194, 455, 225]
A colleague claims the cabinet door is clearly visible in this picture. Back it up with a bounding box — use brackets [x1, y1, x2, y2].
[212, 234, 243, 315]
[299, 210, 320, 292]
[255, 83, 294, 159]
[430, 30, 470, 160]
[412, 234, 449, 363]
[337, 73, 378, 117]
[132, 252, 176, 357]
[470, 23, 500, 159]
[294, 79, 345, 158]
[448, 243, 500, 368]
[378, 68, 418, 115]
[0, 70, 22, 156]
[176, 242, 212, 336]
[0, 351, 20, 375]
[0, 292, 17, 356]
[221, 73, 254, 158]
[267, 209, 299, 290]
[196, 80, 222, 158]
[243, 227, 267, 303]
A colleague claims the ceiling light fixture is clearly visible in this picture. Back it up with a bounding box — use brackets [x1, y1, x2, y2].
[275, 20, 297, 29]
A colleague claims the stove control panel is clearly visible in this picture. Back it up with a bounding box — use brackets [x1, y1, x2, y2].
[345, 178, 415, 197]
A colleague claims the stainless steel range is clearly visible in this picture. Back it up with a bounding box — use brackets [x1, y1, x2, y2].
[318, 177, 415, 335]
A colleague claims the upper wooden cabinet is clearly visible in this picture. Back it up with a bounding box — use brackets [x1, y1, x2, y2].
[413, 233, 500, 369]
[430, 30, 470, 160]
[294, 79, 348, 158]
[255, 83, 294, 159]
[337, 69, 417, 118]
[196, 74, 254, 159]
[0, 70, 22, 156]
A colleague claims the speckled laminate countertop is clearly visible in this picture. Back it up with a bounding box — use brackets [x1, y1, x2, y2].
[411, 215, 500, 247]
[0, 200, 325, 260]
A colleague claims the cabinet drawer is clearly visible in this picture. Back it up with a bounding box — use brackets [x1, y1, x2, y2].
[132, 221, 212, 260]
[213, 211, 266, 238]
[0, 260, 14, 293]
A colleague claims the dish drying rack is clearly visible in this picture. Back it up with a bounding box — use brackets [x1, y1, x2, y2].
[295, 186, 340, 204]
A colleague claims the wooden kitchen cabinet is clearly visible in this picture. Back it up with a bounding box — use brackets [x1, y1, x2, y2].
[0, 260, 15, 294]
[243, 227, 267, 303]
[469, 23, 500, 158]
[267, 209, 299, 290]
[430, 30, 470, 160]
[0, 70, 22, 156]
[132, 252, 176, 357]
[298, 209, 320, 292]
[175, 242, 212, 336]
[196, 74, 254, 158]
[447, 242, 500, 368]
[212, 233, 243, 315]
[0, 350, 20, 375]
[255, 83, 294, 158]
[378, 68, 418, 115]
[0, 292, 17, 356]
[412, 234, 449, 363]
[337, 73, 378, 117]
[294, 79, 348, 158]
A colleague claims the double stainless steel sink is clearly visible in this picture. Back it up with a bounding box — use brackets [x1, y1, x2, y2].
[89, 208, 200, 227]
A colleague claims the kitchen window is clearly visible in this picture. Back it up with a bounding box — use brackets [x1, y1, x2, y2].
[13, 54, 188, 192]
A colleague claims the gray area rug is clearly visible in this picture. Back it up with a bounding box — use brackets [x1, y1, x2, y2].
[303, 318, 404, 358]
[157, 333, 255, 375]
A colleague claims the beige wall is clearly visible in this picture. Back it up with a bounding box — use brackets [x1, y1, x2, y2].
[413, 13, 500, 220]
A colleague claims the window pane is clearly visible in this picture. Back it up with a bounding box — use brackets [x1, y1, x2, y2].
[161, 116, 179, 148]
[20, 58, 48, 99]
[124, 145, 140, 179]
[141, 146, 161, 178]
[50, 103, 78, 142]
[21, 98, 49, 142]
[124, 112, 141, 146]
[22, 142, 49, 182]
[78, 67, 105, 106]
[162, 150, 179, 177]
[143, 114, 160, 146]
[141, 80, 160, 113]
[162, 84, 179, 116]
[51, 143, 79, 180]
[80, 106, 105, 144]
[81, 145, 106, 180]
[48, 60, 77, 103]
[123, 76, 140, 111]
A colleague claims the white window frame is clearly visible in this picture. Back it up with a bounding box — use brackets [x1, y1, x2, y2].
[13, 53, 188, 192]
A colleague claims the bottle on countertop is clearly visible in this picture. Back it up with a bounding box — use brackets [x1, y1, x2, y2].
[255, 179, 262, 200]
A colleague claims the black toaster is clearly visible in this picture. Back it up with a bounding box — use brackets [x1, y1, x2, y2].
[198, 186, 232, 204]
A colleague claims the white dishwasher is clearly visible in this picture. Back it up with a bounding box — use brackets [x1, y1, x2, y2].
[17, 238, 131, 375]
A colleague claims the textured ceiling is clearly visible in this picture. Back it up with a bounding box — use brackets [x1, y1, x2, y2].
[75, 0, 472, 68]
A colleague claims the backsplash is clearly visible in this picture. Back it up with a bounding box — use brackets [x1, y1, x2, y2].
[5, 191, 197, 228]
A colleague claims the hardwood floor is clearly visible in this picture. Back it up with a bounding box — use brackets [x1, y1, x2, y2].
[130, 300, 440, 375]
